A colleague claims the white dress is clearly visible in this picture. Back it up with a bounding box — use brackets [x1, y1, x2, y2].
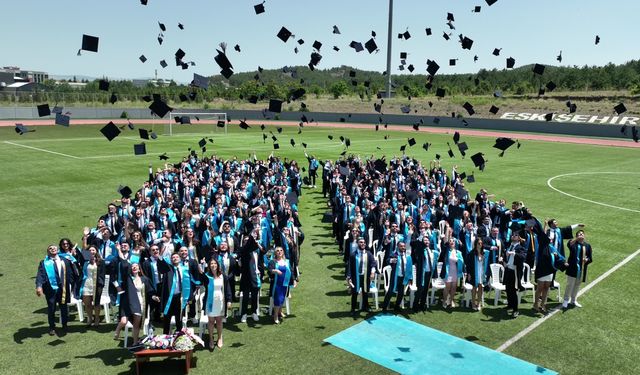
[207, 275, 225, 318]
[446, 251, 459, 283]
[82, 263, 97, 296]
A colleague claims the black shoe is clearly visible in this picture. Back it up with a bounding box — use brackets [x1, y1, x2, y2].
[351, 310, 358, 317]
[512, 311, 519, 318]
[49, 329, 56, 336]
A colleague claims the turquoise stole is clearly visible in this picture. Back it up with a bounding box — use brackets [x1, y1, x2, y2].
[162, 264, 191, 315]
[273, 259, 292, 289]
[393, 253, 412, 293]
[354, 251, 367, 293]
[43, 256, 59, 291]
[204, 273, 224, 315]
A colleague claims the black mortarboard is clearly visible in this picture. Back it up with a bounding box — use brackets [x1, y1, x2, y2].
[276, 127, 283, 133]
[449, 59, 457, 66]
[425, 28, 432, 35]
[400, 52, 407, 59]
[273, 143, 280, 150]
[139, 128, 149, 140]
[277, 27, 292, 42]
[365, 38, 378, 54]
[179, 94, 189, 102]
[345, 138, 351, 147]
[81, 34, 99, 52]
[403, 30, 411, 39]
[447, 144, 454, 158]
[467, 174, 475, 183]
[254, 2, 265, 14]
[453, 131, 461, 144]
[37, 104, 51, 117]
[55, 113, 70, 127]
[489, 105, 500, 114]
[333, 25, 341, 34]
[192, 73, 209, 89]
[408, 64, 415, 72]
[401, 105, 411, 114]
[538, 87, 546, 96]
[214, 49, 233, 77]
[198, 138, 207, 148]
[459, 172, 466, 181]
[178, 23, 184, 30]
[506, 57, 515, 68]
[474, 6, 481, 12]
[436, 88, 445, 98]
[595, 35, 600, 45]
[427, 60, 440, 76]
[546, 81, 557, 92]
[109, 93, 118, 104]
[100, 121, 121, 141]
[421, 142, 430, 151]
[569, 103, 577, 113]
[544, 113, 553, 121]
[461, 36, 473, 50]
[269, 99, 283, 113]
[175, 48, 186, 62]
[239, 120, 250, 129]
[328, 135, 334, 140]
[179, 116, 190, 124]
[471, 152, 486, 169]
[297, 39, 305, 45]
[408, 138, 416, 146]
[533, 64, 545, 75]
[350, 41, 364, 52]
[463, 102, 475, 115]
[614, 103, 627, 115]
[486, 0, 498, 5]
[217, 120, 225, 128]
[149, 99, 172, 118]
[492, 48, 501, 56]
[52, 106, 63, 114]
[289, 138, 296, 147]
[158, 22, 166, 32]
[133, 143, 146, 155]
[150, 132, 157, 139]
[493, 137, 515, 152]
[312, 40, 322, 51]
[118, 185, 133, 198]
[98, 80, 109, 91]
[557, 51, 562, 63]
[400, 144, 407, 152]
[160, 60, 168, 68]
[333, 46, 340, 51]
[15, 123, 34, 135]
[142, 95, 152, 102]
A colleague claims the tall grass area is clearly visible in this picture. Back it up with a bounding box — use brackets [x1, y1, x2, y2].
[0, 123, 638, 375]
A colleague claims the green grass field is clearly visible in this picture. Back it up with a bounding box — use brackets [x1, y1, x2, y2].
[0, 122, 638, 375]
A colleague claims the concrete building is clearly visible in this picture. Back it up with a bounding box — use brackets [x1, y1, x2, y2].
[0, 66, 49, 86]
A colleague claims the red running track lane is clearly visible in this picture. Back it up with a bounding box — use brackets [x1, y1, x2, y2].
[2, 118, 638, 148]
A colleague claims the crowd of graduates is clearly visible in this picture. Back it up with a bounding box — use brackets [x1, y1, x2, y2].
[325, 154, 593, 318]
[36, 152, 304, 349]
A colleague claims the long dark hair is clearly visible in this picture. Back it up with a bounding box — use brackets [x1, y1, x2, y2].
[208, 258, 222, 277]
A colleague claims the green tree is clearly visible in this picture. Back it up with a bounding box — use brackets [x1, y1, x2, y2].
[329, 80, 349, 99]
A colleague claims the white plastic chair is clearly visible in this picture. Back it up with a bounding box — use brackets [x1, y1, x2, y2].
[490, 263, 506, 306]
[372, 239, 379, 255]
[100, 275, 112, 323]
[552, 279, 562, 302]
[430, 262, 446, 305]
[462, 283, 474, 308]
[519, 263, 535, 303]
[63, 295, 84, 324]
[367, 227, 374, 248]
[407, 265, 418, 308]
[342, 232, 350, 255]
[123, 308, 151, 348]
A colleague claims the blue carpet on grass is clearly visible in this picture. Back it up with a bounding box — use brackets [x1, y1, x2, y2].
[324, 314, 557, 375]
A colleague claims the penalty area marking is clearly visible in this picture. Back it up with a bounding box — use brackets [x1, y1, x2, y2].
[498, 171, 640, 353]
[547, 172, 640, 214]
[3, 141, 80, 159]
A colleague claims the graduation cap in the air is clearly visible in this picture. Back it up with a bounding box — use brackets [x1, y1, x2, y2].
[557, 51, 562, 63]
[614, 103, 627, 115]
[460, 36, 473, 50]
[433, 117, 441, 125]
[463, 102, 475, 116]
[470, 152, 486, 170]
[332, 25, 341, 34]
[632, 126, 639, 143]
[349, 41, 364, 52]
[447, 143, 455, 158]
[160, 60, 168, 68]
[493, 137, 516, 156]
[254, 2, 265, 14]
[489, 105, 500, 115]
[37, 103, 51, 117]
[118, 185, 133, 199]
[401, 105, 411, 114]
[467, 174, 475, 183]
[239, 120, 251, 129]
[486, 0, 498, 5]
[269, 99, 283, 113]
[277, 26, 293, 42]
[363, 38, 378, 54]
[532, 64, 545, 75]
[312, 40, 322, 51]
[109, 93, 118, 104]
[149, 98, 172, 118]
[15, 123, 35, 135]
[214, 49, 234, 79]
[453, 131, 461, 144]
[421, 142, 431, 151]
[100, 121, 121, 141]
[139, 128, 150, 140]
[55, 113, 70, 127]
[568, 102, 577, 113]
[98, 80, 109, 91]
[52, 106, 63, 114]
[435, 88, 445, 98]
[158, 22, 166, 32]
[544, 113, 553, 121]
[273, 143, 280, 150]
[408, 138, 416, 147]
[198, 138, 207, 148]
[158, 153, 169, 161]
[473, 6, 481, 12]
[426, 60, 440, 76]
[506, 57, 515, 69]
[192, 73, 209, 89]
[133, 143, 146, 156]
[492, 48, 501, 56]
[178, 22, 184, 30]
[595, 35, 600, 45]
[449, 59, 457, 66]
[81, 34, 99, 53]
[400, 144, 407, 152]
[546, 81, 557, 92]
[289, 138, 296, 147]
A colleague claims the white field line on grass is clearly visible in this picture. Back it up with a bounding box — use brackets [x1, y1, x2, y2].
[547, 172, 640, 214]
[3, 141, 80, 159]
[497, 247, 640, 352]
[498, 171, 640, 353]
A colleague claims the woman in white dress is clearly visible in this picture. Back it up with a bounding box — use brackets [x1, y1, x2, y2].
[201, 258, 231, 350]
[77, 246, 106, 327]
[438, 238, 465, 309]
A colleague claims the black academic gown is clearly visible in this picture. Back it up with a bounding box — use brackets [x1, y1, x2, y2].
[36, 257, 77, 305]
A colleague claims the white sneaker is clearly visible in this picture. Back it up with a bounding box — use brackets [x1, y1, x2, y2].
[240, 314, 247, 323]
[252, 313, 259, 322]
[191, 318, 198, 325]
[562, 300, 568, 309]
[572, 301, 582, 308]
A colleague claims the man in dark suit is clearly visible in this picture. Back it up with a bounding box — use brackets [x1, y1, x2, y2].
[237, 230, 266, 323]
[178, 246, 202, 324]
[562, 230, 593, 309]
[503, 230, 526, 318]
[141, 244, 163, 323]
[100, 203, 125, 241]
[346, 238, 377, 316]
[411, 236, 434, 311]
[157, 252, 192, 334]
[382, 242, 413, 311]
[36, 245, 78, 336]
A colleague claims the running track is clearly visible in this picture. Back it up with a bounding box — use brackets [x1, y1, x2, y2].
[2, 118, 639, 148]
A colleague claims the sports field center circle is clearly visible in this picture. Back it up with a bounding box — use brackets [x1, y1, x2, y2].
[547, 172, 640, 213]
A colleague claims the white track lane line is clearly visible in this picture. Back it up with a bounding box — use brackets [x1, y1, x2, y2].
[4, 141, 80, 159]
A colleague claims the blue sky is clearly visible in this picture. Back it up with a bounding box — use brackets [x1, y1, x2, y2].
[2, 0, 639, 83]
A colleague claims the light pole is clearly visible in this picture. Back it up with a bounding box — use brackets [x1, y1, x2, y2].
[385, 0, 393, 98]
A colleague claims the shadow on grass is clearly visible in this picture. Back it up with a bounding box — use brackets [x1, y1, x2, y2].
[14, 326, 53, 344]
[326, 262, 344, 270]
[316, 251, 340, 258]
[325, 290, 349, 297]
[75, 348, 132, 367]
[311, 241, 336, 247]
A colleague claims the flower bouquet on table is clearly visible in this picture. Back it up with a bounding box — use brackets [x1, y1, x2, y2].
[173, 327, 204, 351]
[141, 334, 174, 350]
